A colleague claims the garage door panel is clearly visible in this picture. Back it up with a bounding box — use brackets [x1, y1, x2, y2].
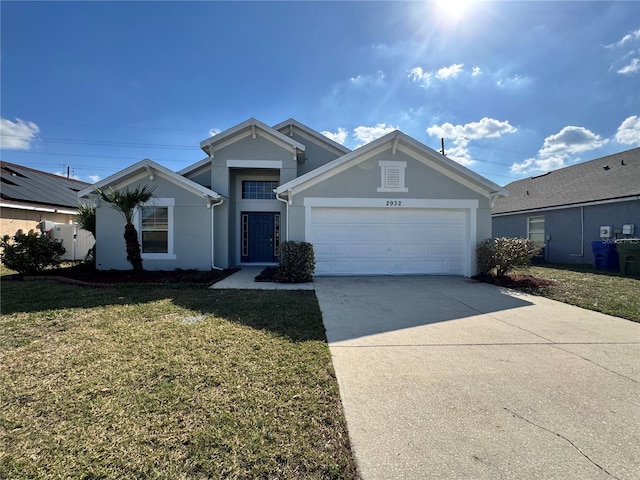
[310, 207, 469, 275]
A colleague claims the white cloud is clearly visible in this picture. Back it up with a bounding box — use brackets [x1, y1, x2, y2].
[321, 128, 348, 145]
[606, 29, 640, 75]
[618, 57, 640, 74]
[427, 117, 517, 141]
[350, 71, 385, 87]
[496, 74, 532, 89]
[606, 28, 640, 48]
[408, 63, 464, 86]
[208, 128, 221, 137]
[88, 175, 101, 183]
[426, 117, 517, 166]
[539, 126, 608, 156]
[408, 66, 432, 87]
[353, 123, 399, 147]
[472, 66, 482, 76]
[0, 117, 40, 150]
[435, 63, 464, 79]
[511, 126, 608, 174]
[510, 155, 568, 174]
[615, 115, 640, 146]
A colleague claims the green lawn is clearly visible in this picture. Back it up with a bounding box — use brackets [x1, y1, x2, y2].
[510, 264, 640, 322]
[0, 278, 358, 479]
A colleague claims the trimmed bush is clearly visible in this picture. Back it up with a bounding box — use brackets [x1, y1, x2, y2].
[477, 237, 542, 277]
[1, 232, 66, 275]
[274, 241, 316, 283]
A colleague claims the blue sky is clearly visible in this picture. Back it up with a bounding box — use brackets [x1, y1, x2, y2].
[1, 1, 639, 187]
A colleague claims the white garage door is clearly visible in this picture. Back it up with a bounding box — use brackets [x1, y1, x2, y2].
[310, 207, 469, 275]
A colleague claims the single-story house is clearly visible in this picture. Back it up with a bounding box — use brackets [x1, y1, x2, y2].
[492, 147, 640, 265]
[1, 161, 95, 260]
[80, 118, 507, 276]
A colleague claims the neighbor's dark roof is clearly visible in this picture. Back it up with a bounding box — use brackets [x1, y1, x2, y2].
[493, 148, 640, 215]
[0, 161, 91, 209]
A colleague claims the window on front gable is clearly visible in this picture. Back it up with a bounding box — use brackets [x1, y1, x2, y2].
[141, 207, 169, 253]
[377, 161, 408, 192]
[137, 198, 176, 259]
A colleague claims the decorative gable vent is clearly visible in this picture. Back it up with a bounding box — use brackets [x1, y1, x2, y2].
[377, 160, 408, 192]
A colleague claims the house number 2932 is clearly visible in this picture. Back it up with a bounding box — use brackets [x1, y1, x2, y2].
[386, 200, 402, 207]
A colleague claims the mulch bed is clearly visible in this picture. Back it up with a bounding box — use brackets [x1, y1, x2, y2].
[10, 265, 239, 286]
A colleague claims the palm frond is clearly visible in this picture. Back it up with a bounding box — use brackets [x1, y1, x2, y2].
[75, 203, 96, 237]
[96, 185, 156, 224]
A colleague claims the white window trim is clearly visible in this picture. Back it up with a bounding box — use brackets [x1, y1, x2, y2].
[135, 198, 177, 260]
[377, 160, 408, 193]
[527, 215, 545, 245]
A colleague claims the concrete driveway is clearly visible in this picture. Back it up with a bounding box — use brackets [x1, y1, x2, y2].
[314, 276, 640, 480]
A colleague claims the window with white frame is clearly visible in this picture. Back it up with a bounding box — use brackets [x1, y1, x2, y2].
[242, 180, 279, 199]
[138, 198, 175, 258]
[528, 216, 545, 246]
[377, 160, 408, 192]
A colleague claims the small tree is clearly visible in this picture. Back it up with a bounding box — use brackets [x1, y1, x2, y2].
[96, 185, 155, 272]
[1, 231, 66, 275]
[477, 237, 542, 277]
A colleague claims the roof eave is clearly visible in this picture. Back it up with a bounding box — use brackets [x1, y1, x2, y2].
[78, 158, 221, 200]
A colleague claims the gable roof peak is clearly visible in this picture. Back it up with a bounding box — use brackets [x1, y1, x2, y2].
[198, 117, 305, 156]
[273, 118, 352, 154]
[277, 128, 506, 198]
[78, 157, 221, 201]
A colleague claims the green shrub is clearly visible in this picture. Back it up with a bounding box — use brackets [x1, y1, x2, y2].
[1, 232, 66, 275]
[477, 238, 496, 275]
[477, 237, 542, 277]
[274, 241, 316, 283]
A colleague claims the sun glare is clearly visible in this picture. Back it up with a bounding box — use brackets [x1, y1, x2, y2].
[434, 0, 475, 23]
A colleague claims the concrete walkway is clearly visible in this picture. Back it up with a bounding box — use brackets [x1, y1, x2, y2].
[314, 276, 640, 480]
[210, 267, 314, 290]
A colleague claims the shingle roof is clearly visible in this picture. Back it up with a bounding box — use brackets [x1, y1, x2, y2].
[0, 161, 90, 209]
[493, 148, 640, 215]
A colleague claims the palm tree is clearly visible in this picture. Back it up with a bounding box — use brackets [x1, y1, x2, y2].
[76, 203, 96, 264]
[96, 185, 155, 272]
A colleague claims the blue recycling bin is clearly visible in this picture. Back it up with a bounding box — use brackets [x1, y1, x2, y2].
[591, 241, 619, 270]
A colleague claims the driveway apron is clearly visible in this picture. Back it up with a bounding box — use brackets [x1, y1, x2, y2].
[314, 276, 640, 480]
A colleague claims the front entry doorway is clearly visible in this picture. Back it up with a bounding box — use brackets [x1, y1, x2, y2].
[241, 212, 280, 263]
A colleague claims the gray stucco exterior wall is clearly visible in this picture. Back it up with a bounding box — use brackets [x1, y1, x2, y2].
[290, 148, 490, 203]
[95, 176, 214, 271]
[492, 199, 640, 265]
[286, 132, 343, 176]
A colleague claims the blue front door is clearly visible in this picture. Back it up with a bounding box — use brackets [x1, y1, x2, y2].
[241, 212, 279, 263]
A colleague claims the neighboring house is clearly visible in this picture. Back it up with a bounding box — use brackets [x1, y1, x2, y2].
[80, 118, 507, 276]
[0, 161, 95, 260]
[492, 148, 640, 265]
